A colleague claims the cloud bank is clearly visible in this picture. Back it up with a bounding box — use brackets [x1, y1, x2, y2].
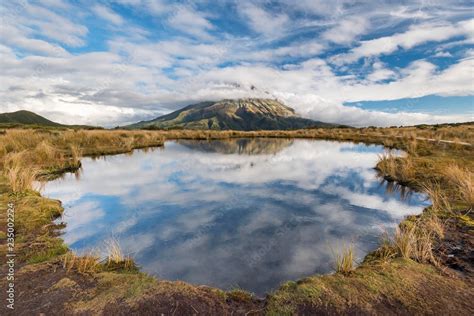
[0, 0, 473, 126]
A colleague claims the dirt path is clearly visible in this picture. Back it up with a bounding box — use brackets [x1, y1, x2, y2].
[414, 137, 472, 146]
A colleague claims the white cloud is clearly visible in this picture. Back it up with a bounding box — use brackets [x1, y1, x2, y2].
[433, 51, 453, 58]
[93, 4, 124, 25]
[168, 6, 214, 39]
[367, 62, 398, 82]
[322, 17, 369, 44]
[0, 23, 69, 56]
[0, 0, 472, 127]
[23, 2, 88, 47]
[37, 0, 71, 10]
[332, 19, 473, 64]
[238, 3, 289, 37]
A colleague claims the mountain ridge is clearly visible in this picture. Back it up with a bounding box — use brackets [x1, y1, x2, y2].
[126, 98, 338, 130]
[0, 110, 62, 126]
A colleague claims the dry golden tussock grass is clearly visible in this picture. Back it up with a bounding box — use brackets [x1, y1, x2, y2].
[391, 215, 444, 265]
[63, 251, 101, 274]
[443, 164, 474, 207]
[104, 238, 137, 271]
[419, 181, 452, 213]
[4, 152, 39, 192]
[334, 244, 355, 275]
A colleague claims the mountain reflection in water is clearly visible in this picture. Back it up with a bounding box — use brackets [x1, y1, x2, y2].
[177, 138, 294, 155]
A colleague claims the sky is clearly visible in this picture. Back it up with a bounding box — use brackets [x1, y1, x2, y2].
[0, 0, 473, 127]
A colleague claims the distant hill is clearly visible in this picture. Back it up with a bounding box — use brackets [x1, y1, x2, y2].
[126, 98, 338, 130]
[0, 110, 62, 126]
[0, 110, 100, 129]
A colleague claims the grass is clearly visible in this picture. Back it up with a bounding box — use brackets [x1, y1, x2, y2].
[61, 238, 138, 274]
[266, 258, 471, 315]
[376, 151, 416, 185]
[334, 244, 355, 275]
[226, 288, 254, 302]
[104, 238, 137, 272]
[5, 162, 38, 193]
[443, 164, 474, 207]
[27, 237, 69, 264]
[63, 251, 101, 274]
[0, 123, 472, 314]
[391, 224, 439, 265]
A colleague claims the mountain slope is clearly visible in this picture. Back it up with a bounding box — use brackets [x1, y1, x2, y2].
[127, 99, 336, 130]
[0, 110, 100, 129]
[0, 110, 62, 126]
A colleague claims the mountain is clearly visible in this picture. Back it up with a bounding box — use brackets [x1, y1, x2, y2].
[127, 98, 337, 130]
[0, 110, 99, 129]
[0, 110, 62, 126]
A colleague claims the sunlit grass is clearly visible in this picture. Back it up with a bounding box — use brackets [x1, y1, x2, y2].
[334, 244, 355, 275]
[104, 238, 137, 272]
[61, 238, 137, 274]
[63, 251, 101, 274]
[443, 164, 474, 207]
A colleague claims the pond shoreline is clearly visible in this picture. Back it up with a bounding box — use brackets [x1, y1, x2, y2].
[1, 126, 473, 314]
[43, 138, 428, 295]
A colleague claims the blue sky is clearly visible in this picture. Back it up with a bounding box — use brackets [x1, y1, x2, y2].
[0, 0, 473, 126]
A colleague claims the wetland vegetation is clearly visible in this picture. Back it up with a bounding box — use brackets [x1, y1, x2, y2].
[0, 123, 473, 314]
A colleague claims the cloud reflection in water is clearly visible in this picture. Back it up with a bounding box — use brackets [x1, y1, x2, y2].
[43, 139, 428, 295]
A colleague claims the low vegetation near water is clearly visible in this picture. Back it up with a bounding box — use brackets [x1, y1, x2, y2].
[0, 123, 473, 314]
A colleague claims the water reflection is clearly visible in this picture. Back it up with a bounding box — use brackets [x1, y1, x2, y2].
[43, 139, 428, 295]
[177, 138, 294, 155]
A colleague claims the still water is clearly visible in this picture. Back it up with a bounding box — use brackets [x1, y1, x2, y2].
[43, 138, 428, 295]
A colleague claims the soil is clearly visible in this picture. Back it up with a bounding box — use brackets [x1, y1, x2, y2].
[434, 212, 474, 279]
[0, 260, 96, 316]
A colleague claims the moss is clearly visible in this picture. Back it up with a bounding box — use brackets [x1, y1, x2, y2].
[226, 288, 254, 302]
[27, 237, 68, 264]
[69, 272, 158, 312]
[103, 258, 139, 273]
[266, 258, 469, 314]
